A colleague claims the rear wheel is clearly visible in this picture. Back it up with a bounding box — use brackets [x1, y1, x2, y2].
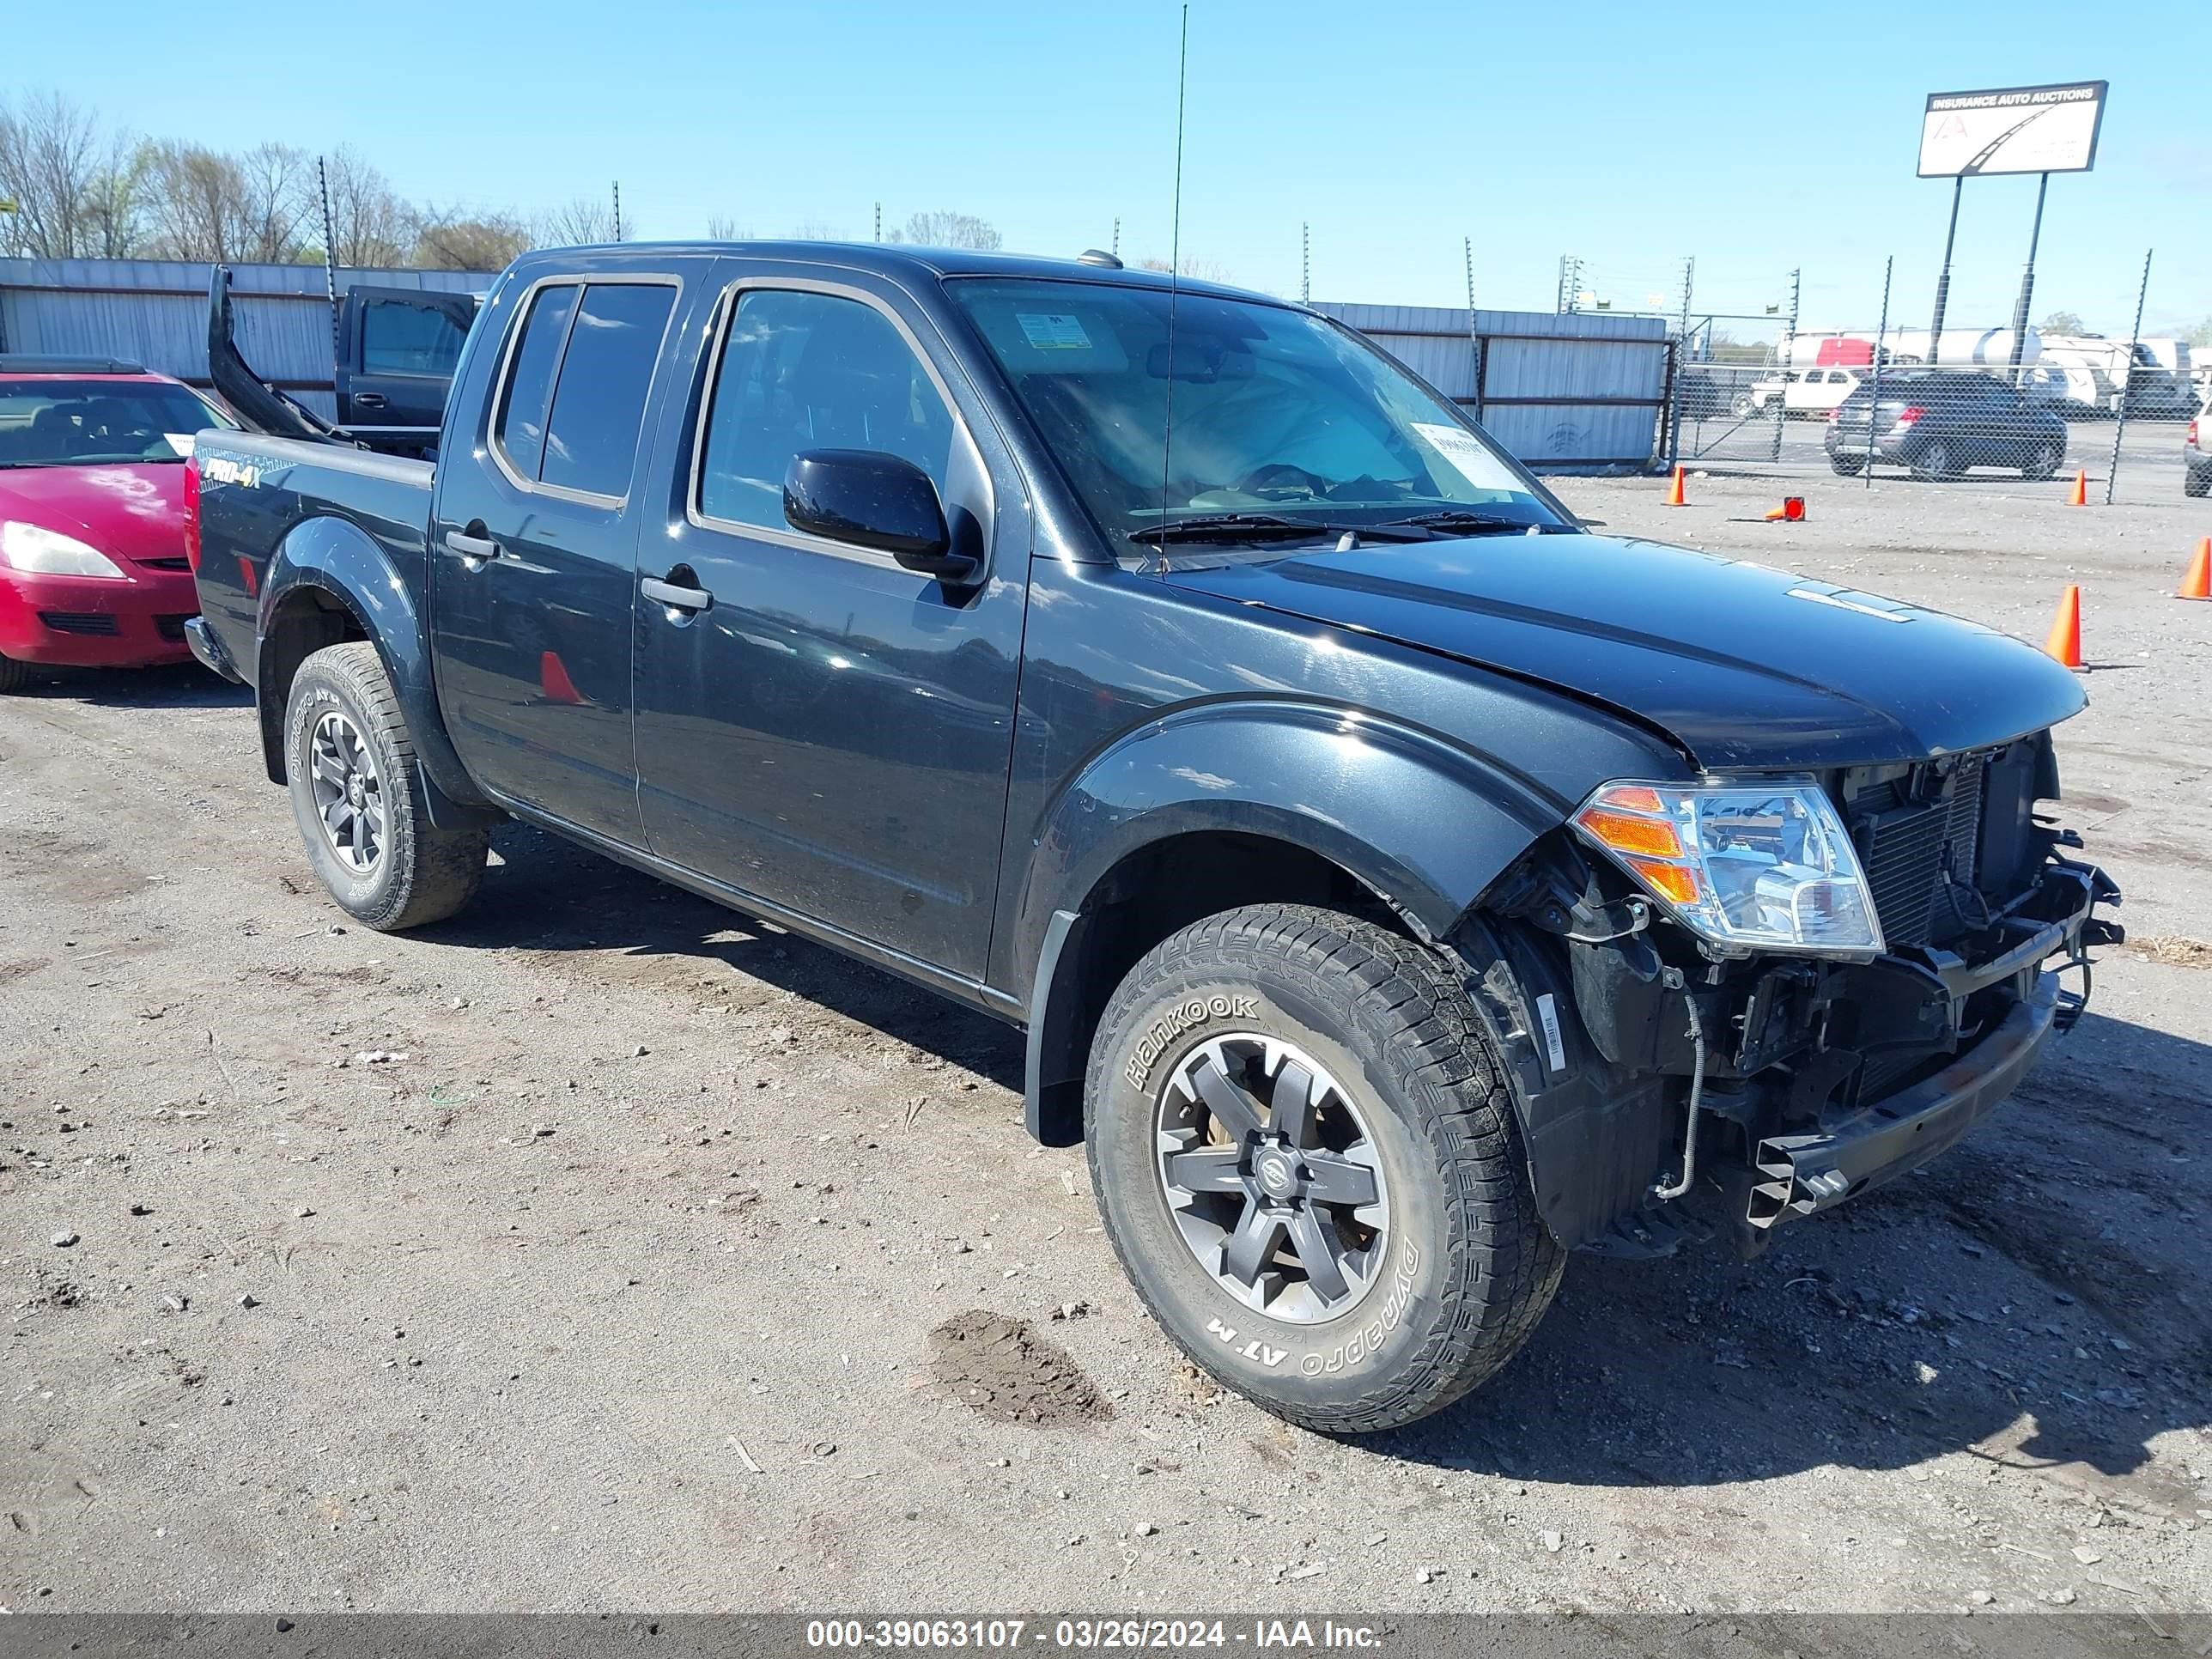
[2187, 465, 2212, 500]
[2023, 440, 2063, 481]
[284, 641, 488, 931]
[1830, 456, 1865, 477]
[1085, 904, 1562, 1434]
[1911, 440, 1957, 482]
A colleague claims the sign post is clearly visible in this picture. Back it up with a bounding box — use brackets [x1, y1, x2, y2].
[1916, 80, 2106, 368]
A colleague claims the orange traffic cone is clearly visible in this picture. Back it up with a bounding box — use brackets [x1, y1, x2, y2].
[2180, 538, 2211, 601]
[1762, 496, 1807, 522]
[2067, 469, 2087, 507]
[1664, 465, 1686, 507]
[2043, 586, 2083, 669]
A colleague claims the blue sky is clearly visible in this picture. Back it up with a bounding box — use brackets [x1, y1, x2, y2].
[14, 0, 2209, 336]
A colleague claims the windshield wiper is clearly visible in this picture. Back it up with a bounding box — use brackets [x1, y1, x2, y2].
[1127, 513, 1437, 548]
[1375, 509, 1550, 535]
[1128, 514, 1347, 547]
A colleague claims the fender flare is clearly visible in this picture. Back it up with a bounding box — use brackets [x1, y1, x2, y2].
[1012, 700, 1565, 1143]
[258, 514, 498, 824]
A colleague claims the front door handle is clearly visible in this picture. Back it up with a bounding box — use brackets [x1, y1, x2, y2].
[353, 392, 388, 410]
[443, 527, 501, 565]
[641, 574, 712, 612]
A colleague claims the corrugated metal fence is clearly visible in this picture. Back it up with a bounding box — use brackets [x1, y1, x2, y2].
[0, 260, 1673, 468]
[1315, 302, 1670, 471]
[0, 258, 495, 421]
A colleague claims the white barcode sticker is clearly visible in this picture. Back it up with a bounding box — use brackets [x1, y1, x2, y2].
[1534, 993, 1567, 1073]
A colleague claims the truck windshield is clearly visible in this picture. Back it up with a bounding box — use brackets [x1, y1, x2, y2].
[946, 279, 1570, 549]
[0, 380, 234, 469]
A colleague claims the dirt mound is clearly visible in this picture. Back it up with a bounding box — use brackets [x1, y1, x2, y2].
[928, 1310, 1111, 1426]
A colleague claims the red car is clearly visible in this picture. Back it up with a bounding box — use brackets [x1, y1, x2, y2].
[0, 356, 236, 692]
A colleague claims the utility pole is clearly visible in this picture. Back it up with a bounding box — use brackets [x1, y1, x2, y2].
[1300, 222, 1310, 303]
[1866, 254, 1893, 490]
[1111, 216, 1120, 258]
[2105, 247, 2153, 507]
[1675, 256, 1695, 340]
[611, 180, 623, 242]
[874, 202, 881, 243]
[317, 155, 340, 363]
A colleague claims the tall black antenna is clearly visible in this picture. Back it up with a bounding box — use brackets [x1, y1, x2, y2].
[1156, 3, 1188, 558]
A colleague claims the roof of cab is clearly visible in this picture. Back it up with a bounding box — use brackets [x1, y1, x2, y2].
[507, 241, 1288, 308]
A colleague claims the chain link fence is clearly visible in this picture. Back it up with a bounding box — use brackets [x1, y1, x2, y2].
[1661, 258, 2207, 511]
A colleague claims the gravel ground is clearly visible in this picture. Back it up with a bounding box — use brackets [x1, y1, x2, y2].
[1, 466, 2207, 1616]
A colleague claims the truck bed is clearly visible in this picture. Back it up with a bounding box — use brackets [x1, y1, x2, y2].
[190, 434, 434, 692]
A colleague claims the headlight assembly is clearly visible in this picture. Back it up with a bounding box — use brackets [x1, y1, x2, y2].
[1571, 779, 1884, 958]
[0, 521, 128, 580]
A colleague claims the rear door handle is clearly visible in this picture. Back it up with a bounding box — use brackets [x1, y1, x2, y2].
[442, 528, 502, 564]
[641, 575, 712, 612]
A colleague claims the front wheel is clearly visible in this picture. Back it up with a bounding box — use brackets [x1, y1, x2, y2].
[1830, 455, 1865, 477]
[0, 652, 27, 694]
[2023, 441, 2063, 481]
[1085, 905, 1562, 1434]
[283, 641, 488, 931]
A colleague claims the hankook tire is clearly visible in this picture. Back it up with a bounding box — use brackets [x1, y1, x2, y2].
[1085, 904, 1562, 1434]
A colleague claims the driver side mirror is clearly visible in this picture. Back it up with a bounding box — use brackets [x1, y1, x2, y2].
[783, 449, 976, 582]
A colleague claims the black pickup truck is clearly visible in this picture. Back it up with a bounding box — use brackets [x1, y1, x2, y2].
[184, 242, 2119, 1434]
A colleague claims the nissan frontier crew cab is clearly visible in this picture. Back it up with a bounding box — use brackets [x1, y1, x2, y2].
[184, 245, 2120, 1435]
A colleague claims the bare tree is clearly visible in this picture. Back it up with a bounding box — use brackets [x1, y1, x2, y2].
[1137, 254, 1237, 284]
[322, 146, 416, 269]
[704, 216, 751, 240]
[235, 143, 311, 262]
[538, 194, 619, 247]
[788, 220, 848, 241]
[141, 141, 246, 260]
[884, 210, 1000, 250]
[0, 92, 107, 257]
[413, 208, 532, 271]
[79, 130, 148, 258]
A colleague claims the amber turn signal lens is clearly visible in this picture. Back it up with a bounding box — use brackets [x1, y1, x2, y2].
[1572, 807, 1683, 860]
[1624, 856, 1701, 906]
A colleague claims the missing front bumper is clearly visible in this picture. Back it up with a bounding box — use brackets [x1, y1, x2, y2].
[1747, 973, 2058, 1228]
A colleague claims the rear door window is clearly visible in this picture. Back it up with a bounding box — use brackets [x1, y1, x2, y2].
[493, 284, 580, 482]
[492, 280, 677, 499]
[539, 283, 678, 498]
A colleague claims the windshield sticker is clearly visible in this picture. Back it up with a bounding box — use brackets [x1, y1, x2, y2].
[163, 434, 197, 457]
[1016, 312, 1092, 351]
[1411, 422, 1521, 493]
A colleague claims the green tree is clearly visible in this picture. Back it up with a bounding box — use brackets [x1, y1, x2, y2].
[2040, 309, 2087, 335]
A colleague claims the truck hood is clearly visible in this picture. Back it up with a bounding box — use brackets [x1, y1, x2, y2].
[0, 461, 190, 569]
[1163, 533, 2087, 770]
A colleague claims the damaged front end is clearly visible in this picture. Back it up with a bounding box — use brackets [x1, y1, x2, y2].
[1460, 731, 2122, 1258]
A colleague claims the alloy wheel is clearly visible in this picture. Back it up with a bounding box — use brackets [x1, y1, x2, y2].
[1155, 1033, 1390, 1324]
[307, 710, 386, 875]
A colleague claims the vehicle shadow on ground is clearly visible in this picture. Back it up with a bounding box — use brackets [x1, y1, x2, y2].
[432, 824, 2207, 1495]
[9, 660, 251, 708]
[422, 819, 1025, 1089]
